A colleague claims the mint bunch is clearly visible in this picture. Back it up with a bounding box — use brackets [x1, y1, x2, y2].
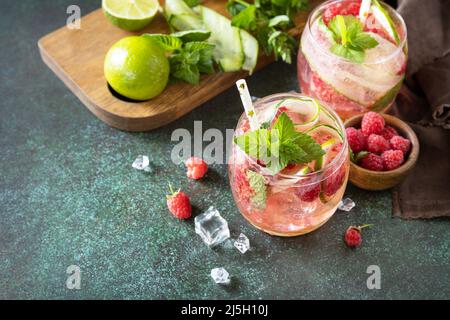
[143, 34, 215, 84]
[326, 15, 379, 63]
[226, 0, 308, 64]
[234, 112, 324, 174]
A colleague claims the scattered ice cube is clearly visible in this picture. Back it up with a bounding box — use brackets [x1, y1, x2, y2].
[132, 155, 150, 171]
[338, 198, 356, 212]
[234, 233, 250, 254]
[210, 267, 230, 285]
[195, 207, 230, 247]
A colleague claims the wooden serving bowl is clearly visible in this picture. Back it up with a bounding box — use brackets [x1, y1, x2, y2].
[344, 114, 420, 191]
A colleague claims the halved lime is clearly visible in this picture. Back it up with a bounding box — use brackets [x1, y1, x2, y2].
[371, 0, 400, 44]
[103, 0, 160, 31]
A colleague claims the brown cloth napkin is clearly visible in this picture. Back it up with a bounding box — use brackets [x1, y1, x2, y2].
[390, 0, 450, 219]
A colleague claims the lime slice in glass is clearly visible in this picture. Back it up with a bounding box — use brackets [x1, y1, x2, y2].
[102, 0, 160, 31]
[306, 124, 344, 171]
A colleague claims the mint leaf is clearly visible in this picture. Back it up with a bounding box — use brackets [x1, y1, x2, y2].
[168, 40, 215, 84]
[246, 170, 267, 210]
[355, 151, 369, 162]
[183, 0, 201, 7]
[234, 112, 324, 174]
[226, 0, 307, 64]
[352, 33, 379, 49]
[231, 5, 256, 29]
[170, 50, 200, 84]
[269, 15, 290, 28]
[184, 41, 215, 74]
[272, 112, 295, 141]
[142, 34, 183, 52]
[326, 15, 379, 63]
[234, 129, 271, 161]
[330, 44, 365, 63]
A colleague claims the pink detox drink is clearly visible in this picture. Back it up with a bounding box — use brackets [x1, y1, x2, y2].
[229, 93, 349, 236]
[298, 0, 407, 120]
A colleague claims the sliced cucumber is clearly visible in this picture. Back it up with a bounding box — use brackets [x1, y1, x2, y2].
[172, 29, 211, 42]
[164, 0, 195, 16]
[168, 13, 203, 31]
[198, 5, 244, 72]
[274, 97, 320, 130]
[240, 29, 259, 74]
[371, 0, 400, 44]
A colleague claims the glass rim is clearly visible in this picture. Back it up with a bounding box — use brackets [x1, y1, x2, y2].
[234, 92, 348, 182]
[305, 0, 408, 65]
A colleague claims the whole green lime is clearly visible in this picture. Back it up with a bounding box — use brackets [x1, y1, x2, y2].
[104, 36, 169, 101]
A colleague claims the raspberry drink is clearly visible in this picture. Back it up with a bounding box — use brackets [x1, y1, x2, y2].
[229, 93, 349, 236]
[298, 0, 407, 120]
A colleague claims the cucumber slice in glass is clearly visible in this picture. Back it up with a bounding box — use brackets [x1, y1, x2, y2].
[370, 78, 403, 112]
[371, 0, 400, 44]
[273, 97, 321, 130]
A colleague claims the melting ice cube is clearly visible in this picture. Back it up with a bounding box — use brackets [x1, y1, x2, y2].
[338, 198, 356, 212]
[234, 233, 250, 254]
[195, 207, 230, 247]
[132, 155, 150, 171]
[210, 267, 230, 284]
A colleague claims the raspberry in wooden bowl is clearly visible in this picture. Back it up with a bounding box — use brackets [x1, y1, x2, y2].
[344, 112, 419, 191]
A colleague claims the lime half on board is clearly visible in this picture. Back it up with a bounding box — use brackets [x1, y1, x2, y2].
[102, 0, 160, 31]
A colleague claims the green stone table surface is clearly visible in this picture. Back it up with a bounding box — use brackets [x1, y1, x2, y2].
[0, 0, 449, 300]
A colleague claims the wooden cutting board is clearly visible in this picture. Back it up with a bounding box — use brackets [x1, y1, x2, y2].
[38, 0, 320, 132]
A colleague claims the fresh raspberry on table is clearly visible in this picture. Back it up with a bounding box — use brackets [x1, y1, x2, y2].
[166, 187, 192, 219]
[367, 134, 390, 154]
[346, 127, 366, 153]
[361, 112, 385, 135]
[185, 156, 208, 180]
[344, 225, 371, 248]
[390, 135, 411, 155]
[382, 150, 404, 170]
[360, 153, 384, 171]
[380, 126, 399, 140]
